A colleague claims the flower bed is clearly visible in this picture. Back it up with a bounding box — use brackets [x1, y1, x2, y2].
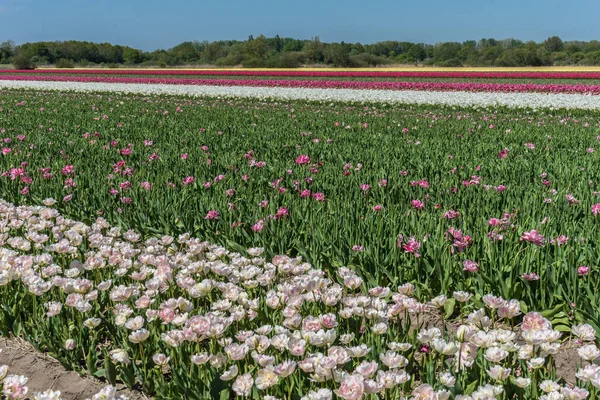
[0, 199, 598, 399]
[4, 69, 600, 80]
[3, 74, 600, 94]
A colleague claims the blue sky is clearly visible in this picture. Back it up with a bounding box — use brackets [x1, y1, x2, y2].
[0, 0, 597, 50]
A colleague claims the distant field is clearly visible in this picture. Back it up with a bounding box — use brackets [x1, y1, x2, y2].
[10, 65, 600, 72]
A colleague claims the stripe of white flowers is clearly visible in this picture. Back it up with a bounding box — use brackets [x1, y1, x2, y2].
[2, 80, 600, 109]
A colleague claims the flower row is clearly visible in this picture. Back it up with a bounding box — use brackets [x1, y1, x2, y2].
[5, 69, 600, 80]
[4, 74, 600, 94]
[5, 79, 600, 108]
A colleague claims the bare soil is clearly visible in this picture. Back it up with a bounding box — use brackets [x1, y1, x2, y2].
[0, 336, 148, 400]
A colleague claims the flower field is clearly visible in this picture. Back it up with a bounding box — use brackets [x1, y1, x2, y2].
[1, 82, 600, 399]
[4, 68, 600, 79]
[3, 71, 600, 95]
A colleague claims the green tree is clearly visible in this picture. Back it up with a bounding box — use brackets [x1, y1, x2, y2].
[543, 36, 564, 52]
[406, 44, 426, 63]
[282, 39, 304, 52]
[304, 36, 324, 63]
[245, 35, 268, 59]
[123, 48, 143, 64]
[12, 53, 34, 69]
[0, 40, 15, 63]
[323, 43, 352, 67]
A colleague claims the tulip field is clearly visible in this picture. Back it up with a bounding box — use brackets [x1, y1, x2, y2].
[4, 69, 600, 94]
[2, 70, 600, 399]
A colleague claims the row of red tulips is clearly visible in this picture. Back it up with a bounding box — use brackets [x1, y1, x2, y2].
[3, 74, 600, 94]
[4, 68, 600, 79]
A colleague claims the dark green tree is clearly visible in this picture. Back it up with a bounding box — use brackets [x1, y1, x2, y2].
[543, 36, 564, 52]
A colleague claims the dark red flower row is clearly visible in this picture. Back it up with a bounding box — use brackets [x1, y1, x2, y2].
[4, 69, 600, 79]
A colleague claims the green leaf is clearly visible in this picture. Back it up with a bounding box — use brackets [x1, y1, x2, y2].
[220, 389, 229, 400]
[226, 239, 246, 254]
[93, 369, 106, 378]
[104, 356, 117, 385]
[12, 317, 22, 337]
[86, 347, 97, 375]
[444, 298, 456, 319]
[541, 304, 563, 319]
[519, 301, 528, 313]
[464, 380, 478, 395]
[553, 324, 572, 332]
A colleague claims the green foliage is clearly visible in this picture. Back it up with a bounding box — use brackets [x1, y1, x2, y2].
[274, 51, 304, 68]
[0, 40, 15, 61]
[3, 34, 600, 68]
[544, 36, 564, 53]
[241, 57, 265, 68]
[11, 53, 35, 69]
[1, 90, 600, 308]
[244, 35, 269, 59]
[55, 58, 75, 68]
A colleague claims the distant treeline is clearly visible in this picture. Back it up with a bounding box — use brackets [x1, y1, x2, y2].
[2, 35, 600, 68]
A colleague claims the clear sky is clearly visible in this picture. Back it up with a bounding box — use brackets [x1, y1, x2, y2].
[0, 0, 597, 51]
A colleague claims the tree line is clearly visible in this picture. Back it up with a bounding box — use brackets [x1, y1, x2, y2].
[2, 35, 600, 68]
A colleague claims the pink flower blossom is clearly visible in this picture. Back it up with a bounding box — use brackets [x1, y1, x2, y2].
[295, 154, 310, 165]
[520, 230, 545, 246]
[565, 194, 579, 205]
[140, 181, 152, 190]
[522, 272, 540, 281]
[182, 176, 195, 186]
[61, 165, 74, 176]
[463, 260, 479, 273]
[252, 219, 264, 232]
[205, 210, 220, 220]
[551, 235, 569, 246]
[578, 266, 591, 276]
[411, 200, 425, 210]
[443, 210, 460, 219]
[312, 192, 326, 202]
[274, 207, 289, 219]
[521, 312, 551, 331]
[335, 374, 364, 400]
[402, 238, 421, 257]
[592, 204, 600, 216]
